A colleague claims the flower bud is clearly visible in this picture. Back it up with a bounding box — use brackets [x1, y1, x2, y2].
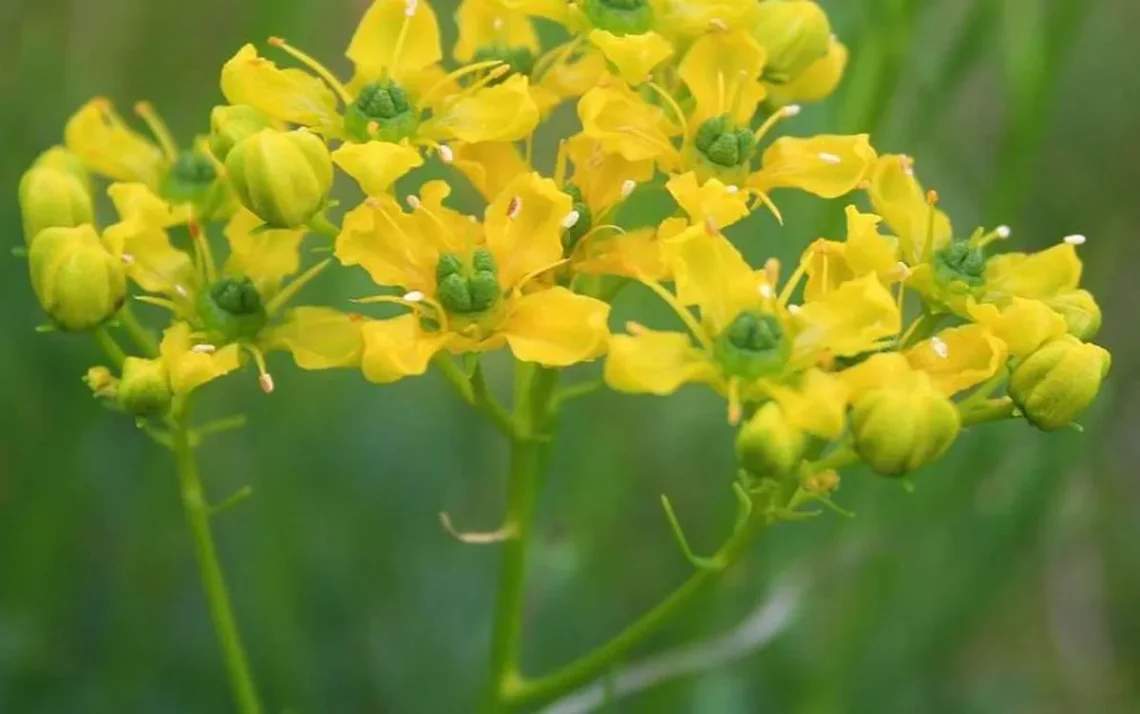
[225, 128, 332, 228]
[28, 225, 127, 332]
[735, 402, 807, 478]
[116, 356, 173, 418]
[18, 147, 94, 244]
[1009, 335, 1110, 431]
[209, 104, 275, 162]
[1049, 290, 1101, 340]
[582, 0, 654, 36]
[84, 365, 119, 399]
[750, 0, 831, 83]
[851, 374, 961, 477]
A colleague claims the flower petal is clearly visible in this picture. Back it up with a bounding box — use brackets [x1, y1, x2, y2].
[792, 273, 901, 364]
[223, 208, 305, 295]
[751, 134, 876, 199]
[966, 297, 1066, 358]
[678, 30, 767, 125]
[867, 154, 953, 264]
[665, 172, 750, 228]
[604, 328, 716, 395]
[332, 140, 423, 196]
[501, 287, 610, 366]
[360, 314, 449, 383]
[537, 48, 608, 107]
[426, 75, 539, 143]
[663, 226, 762, 334]
[485, 172, 572, 288]
[575, 226, 668, 280]
[220, 44, 341, 129]
[587, 30, 673, 86]
[335, 195, 436, 293]
[906, 324, 1008, 397]
[160, 322, 241, 395]
[108, 182, 190, 228]
[983, 243, 1082, 301]
[767, 369, 849, 440]
[102, 218, 196, 296]
[454, 0, 539, 61]
[452, 142, 529, 202]
[839, 352, 914, 400]
[266, 307, 364, 369]
[578, 85, 680, 165]
[566, 133, 655, 213]
[346, 0, 442, 83]
[64, 99, 165, 186]
[767, 37, 847, 106]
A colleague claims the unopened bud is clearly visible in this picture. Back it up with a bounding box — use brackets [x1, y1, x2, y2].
[1050, 290, 1102, 341]
[225, 128, 332, 228]
[208, 104, 275, 162]
[735, 402, 807, 478]
[1009, 335, 1110, 431]
[84, 365, 119, 399]
[851, 374, 960, 477]
[750, 0, 831, 82]
[117, 356, 173, 418]
[18, 147, 94, 245]
[28, 225, 126, 332]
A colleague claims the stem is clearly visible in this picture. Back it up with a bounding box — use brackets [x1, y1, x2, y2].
[93, 326, 126, 369]
[172, 405, 263, 714]
[118, 303, 159, 357]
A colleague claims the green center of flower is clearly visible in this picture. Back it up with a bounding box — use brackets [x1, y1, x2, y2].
[933, 240, 986, 288]
[436, 248, 502, 315]
[344, 80, 419, 143]
[715, 311, 789, 379]
[161, 150, 218, 204]
[196, 276, 268, 342]
[694, 115, 756, 170]
[562, 184, 594, 252]
[472, 45, 536, 84]
[583, 0, 653, 35]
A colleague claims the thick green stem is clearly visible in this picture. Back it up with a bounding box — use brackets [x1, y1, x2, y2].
[92, 326, 126, 369]
[172, 406, 263, 714]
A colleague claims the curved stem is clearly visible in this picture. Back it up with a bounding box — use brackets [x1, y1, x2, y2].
[172, 404, 263, 714]
[93, 326, 126, 369]
[117, 304, 159, 357]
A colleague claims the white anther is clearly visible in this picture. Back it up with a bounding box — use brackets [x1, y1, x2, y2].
[708, 17, 728, 31]
[259, 373, 275, 394]
[782, 104, 801, 118]
[507, 195, 523, 219]
[121, 253, 135, 265]
[561, 210, 581, 229]
[191, 344, 217, 354]
[996, 225, 1011, 239]
[438, 144, 454, 164]
[787, 303, 802, 315]
[404, 0, 418, 17]
[406, 195, 421, 210]
[492, 17, 504, 30]
[758, 284, 774, 299]
[174, 285, 189, 298]
[894, 261, 912, 279]
[1063, 234, 1087, 246]
[703, 216, 719, 235]
[620, 179, 637, 199]
[725, 184, 739, 194]
[403, 290, 425, 302]
[931, 336, 949, 359]
[819, 152, 842, 164]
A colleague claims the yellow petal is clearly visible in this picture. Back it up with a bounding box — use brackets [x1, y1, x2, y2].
[966, 297, 1067, 358]
[604, 328, 717, 395]
[335, 196, 436, 293]
[496, 0, 571, 23]
[332, 141, 423, 196]
[501, 287, 611, 366]
[867, 155, 953, 264]
[452, 141, 529, 201]
[537, 48, 608, 105]
[839, 352, 914, 401]
[409, 180, 473, 256]
[842, 205, 899, 275]
[454, 0, 539, 61]
[767, 369, 849, 440]
[663, 225, 761, 334]
[907, 324, 1008, 397]
[360, 314, 449, 383]
[665, 172, 750, 228]
[220, 45, 341, 129]
[266, 307, 364, 369]
[575, 226, 668, 280]
[64, 99, 165, 186]
[160, 322, 242, 395]
[102, 217, 196, 296]
[565, 133, 655, 212]
[223, 208, 304, 295]
[767, 37, 847, 106]
[108, 182, 190, 228]
[346, 0, 442, 83]
[578, 85, 680, 165]
[751, 134, 876, 198]
[803, 239, 853, 302]
[588, 30, 673, 86]
[654, 0, 759, 39]
[792, 273, 901, 363]
[485, 172, 572, 288]
[678, 30, 767, 125]
[426, 75, 540, 143]
[983, 243, 1082, 301]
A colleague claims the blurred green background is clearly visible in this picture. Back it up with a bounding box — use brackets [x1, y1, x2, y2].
[3, 0, 1138, 712]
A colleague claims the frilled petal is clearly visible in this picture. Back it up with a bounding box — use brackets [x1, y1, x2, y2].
[501, 287, 610, 366]
[102, 217, 196, 296]
[537, 48, 608, 106]
[792, 273, 901, 364]
[332, 141, 423, 196]
[678, 30, 767, 125]
[335, 195, 437, 293]
[839, 352, 914, 400]
[767, 37, 847, 106]
[452, 142, 529, 201]
[578, 85, 680, 165]
[906, 324, 1008, 397]
[223, 209, 304, 295]
[565, 133, 655, 213]
[604, 328, 717, 395]
[575, 226, 668, 280]
[64, 99, 165, 186]
[160, 322, 242, 395]
[751, 134, 876, 199]
[108, 182, 190, 228]
[265, 307, 364, 369]
[983, 243, 1082, 301]
[805, 207, 899, 301]
[966, 297, 1067, 358]
[663, 224, 761, 334]
[408, 180, 473, 256]
[360, 314, 451, 383]
[767, 369, 849, 440]
[425, 75, 539, 143]
[454, 0, 539, 61]
[346, 0, 442, 83]
[220, 45, 341, 129]
[485, 172, 572, 288]
[867, 154, 953, 265]
[587, 30, 673, 86]
[665, 172, 750, 228]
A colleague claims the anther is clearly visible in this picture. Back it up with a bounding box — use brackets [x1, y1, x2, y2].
[926, 189, 939, 205]
[406, 195, 421, 210]
[561, 210, 581, 229]
[704, 216, 719, 235]
[366, 120, 381, 136]
[819, 152, 842, 164]
[365, 197, 384, 209]
[438, 144, 454, 163]
[758, 284, 774, 299]
[931, 336, 949, 359]
[174, 285, 189, 298]
[1063, 234, 1087, 246]
[787, 303, 802, 315]
[403, 290, 425, 302]
[782, 104, 802, 118]
[620, 179, 637, 199]
[191, 343, 217, 354]
[121, 253, 135, 265]
[404, 0, 418, 17]
[507, 195, 523, 219]
[259, 373, 276, 394]
[996, 225, 1011, 239]
[894, 261, 912, 279]
[708, 18, 728, 31]
[492, 17, 504, 30]
[725, 184, 739, 194]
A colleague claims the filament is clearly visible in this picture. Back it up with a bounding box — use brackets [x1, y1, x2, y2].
[268, 37, 352, 104]
[134, 101, 178, 162]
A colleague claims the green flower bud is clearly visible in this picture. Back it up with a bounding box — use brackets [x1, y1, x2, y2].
[161, 150, 218, 205]
[851, 377, 961, 477]
[582, 0, 653, 35]
[209, 104, 275, 162]
[225, 128, 332, 229]
[562, 184, 593, 252]
[28, 225, 126, 332]
[1009, 335, 1110, 431]
[196, 276, 269, 343]
[84, 365, 119, 399]
[694, 115, 756, 170]
[19, 147, 94, 245]
[751, 0, 832, 83]
[932, 240, 986, 288]
[116, 356, 173, 418]
[735, 402, 807, 478]
[344, 80, 419, 143]
[714, 310, 789, 379]
[436, 248, 502, 315]
[1050, 290, 1101, 340]
[472, 45, 537, 83]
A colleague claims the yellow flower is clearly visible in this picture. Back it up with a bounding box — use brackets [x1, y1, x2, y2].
[905, 324, 1008, 397]
[765, 368, 849, 440]
[451, 141, 531, 201]
[455, 0, 539, 63]
[587, 29, 673, 85]
[578, 84, 681, 165]
[346, 0, 442, 87]
[677, 29, 768, 127]
[665, 172, 750, 229]
[335, 175, 611, 383]
[653, 0, 760, 38]
[64, 98, 166, 186]
[220, 45, 342, 130]
[332, 140, 425, 197]
[804, 206, 900, 301]
[867, 154, 952, 265]
[160, 322, 243, 396]
[966, 297, 1067, 358]
[749, 134, 877, 203]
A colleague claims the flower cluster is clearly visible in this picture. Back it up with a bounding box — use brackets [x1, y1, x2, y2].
[20, 0, 1109, 485]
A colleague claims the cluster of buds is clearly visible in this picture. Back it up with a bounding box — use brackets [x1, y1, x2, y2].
[18, 0, 1108, 484]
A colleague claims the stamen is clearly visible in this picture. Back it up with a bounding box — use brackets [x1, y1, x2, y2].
[636, 276, 714, 352]
[643, 81, 688, 139]
[121, 253, 135, 265]
[492, 17, 504, 30]
[703, 216, 719, 235]
[267, 37, 352, 104]
[403, 290, 425, 302]
[561, 210, 581, 229]
[404, 0, 418, 17]
[708, 17, 728, 31]
[507, 195, 522, 219]
[388, 4, 418, 78]
[174, 285, 189, 298]
[620, 179, 637, 199]
[134, 101, 178, 162]
[265, 258, 332, 315]
[777, 256, 810, 308]
[554, 139, 569, 188]
[1063, 234, 1087, 246]
[625, 321, 649, 336]
[725, 185, 739, 194]
[406, 195, 421, 210]
[931, 336, 949, 359]
[759, 284, 775, 299]
[191, 343, 217, 354]
[922, 189, 939, 263]
[439, 512, 515, 544]
[419, 61, 508, 107]
[894, 261, 912, 279]
[259, 373, 276, 394]
[243, 344, 275, 393]
[996, 225, 1011, 239]
[438, 144, 454, 164]
[819, 152, 842, 164]
[786, 303, 802, 315]
[753, 104, 799, 142]
[727, 378, 742, 426]
[764, 258, 780, 286]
